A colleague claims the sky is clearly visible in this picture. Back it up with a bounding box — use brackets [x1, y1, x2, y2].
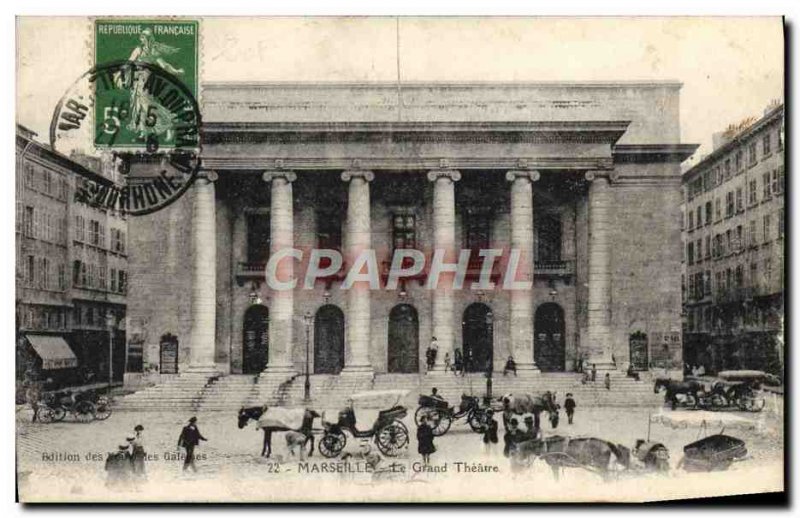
[17, 16, 784, 163]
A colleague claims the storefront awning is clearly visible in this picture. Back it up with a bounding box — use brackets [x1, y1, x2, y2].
[26, 335, 78, 370]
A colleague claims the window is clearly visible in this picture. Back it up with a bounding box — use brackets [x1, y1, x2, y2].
[74, 215, 85, 242]
[763, 214, 771, 243]
[43, 171, 53, 195]
[735, 187, 743, 213]
[778, 126, 783, 150]
[705, 202, 712, 225]
[704, 270, 712, 295]
[725, 191, 734, 217]
[750, 262, 758, 288]
[118, 271, 127, 294]
[763, 133, 771, 155]
[735, 265, 744, 289]
[687, 242, 694, 265]
[749, 219, 757, 247]
[715, 271, 722, 296]
[778, 208, 784, 239]
[695, 206, 702, 227]
[704, 235, 711, 259]
[58, 264, 66, 291]
[25, 255, 34, 285]
[715, 198, 721, 221]
[764, 257, 772, 283]
[696, 239, 702, 262]
[735, 151, 743, 172]
[23, 206, 34, 237]
[772, 168, 783, 195]
[246, 214, 271, 264]
[735, 225, 743, 252]
[110, 268, 117, 292]
[762, 172, 772, 199]
[687, 211, 694, 230]
[24, 163, 34, 188]
[748, 142, 757, 166]
[724, 159, 731, 178]
[725, 229, 732, 255]
[748, 179, 758, 205]
[392, 214, 417, 250]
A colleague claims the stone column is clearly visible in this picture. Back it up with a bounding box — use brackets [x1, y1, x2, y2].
[585, 171, 616, 369]
[187, 171, 219, 374]
[506, 170, 541, 373]
[263, 171, 297, 375]
[341, 170, 374, 375]
[427, 169, 461, 371]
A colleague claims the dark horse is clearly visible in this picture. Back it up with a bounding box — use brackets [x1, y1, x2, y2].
[500, 392, 560, 431]
[512, 435, 631, 481]
[237, 406, 320, 458]
[653, 378, 705, 410]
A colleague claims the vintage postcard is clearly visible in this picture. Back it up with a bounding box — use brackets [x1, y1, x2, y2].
[15, 16, 784, 503]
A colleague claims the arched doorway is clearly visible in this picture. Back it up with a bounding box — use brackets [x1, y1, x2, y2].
[314, 305, 345, 374]
[242, 305, 269, 374]
[629, 331, 649, 371]
[534, 303, 565, 372]
[462, 303, 493, 372]
[388, 304, 419, 373]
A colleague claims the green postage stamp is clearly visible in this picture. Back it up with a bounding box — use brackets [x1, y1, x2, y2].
[94, 19, 198, 150]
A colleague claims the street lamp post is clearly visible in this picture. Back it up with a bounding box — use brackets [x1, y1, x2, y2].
[303, 311, 313, 402]
[106, 311, 116, 389]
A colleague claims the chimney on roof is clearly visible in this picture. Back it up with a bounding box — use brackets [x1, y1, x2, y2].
[712, 131, 730, 151]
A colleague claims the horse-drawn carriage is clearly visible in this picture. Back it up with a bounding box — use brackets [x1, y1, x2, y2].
[319, 390, 410, 458]
[414, 393, 490, 436]
[679, 434, 748, 472]
[655, 370, 771, 412]
[35, 388, 113, 423]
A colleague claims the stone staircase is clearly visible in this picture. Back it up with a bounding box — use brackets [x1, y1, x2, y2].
[116, 369, 663, 412]
[114, 375, 213, 411]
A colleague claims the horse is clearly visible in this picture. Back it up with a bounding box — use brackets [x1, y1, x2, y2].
[237, 406, 320, 458]
[653, 378, 705, 410]
[500, 392, 560, 431]
[511, 435, 631, 481]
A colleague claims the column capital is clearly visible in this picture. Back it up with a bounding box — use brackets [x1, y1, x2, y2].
[505, 170, 541, 183]
[198, 170, 219, 183]
[427, 169, 461, 183]
[262, 170, 297, 183]
[341, 170, 375, 182]
[584, 170, 619, 183]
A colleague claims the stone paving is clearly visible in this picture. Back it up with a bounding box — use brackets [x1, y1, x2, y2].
[16, 399, 784, 502]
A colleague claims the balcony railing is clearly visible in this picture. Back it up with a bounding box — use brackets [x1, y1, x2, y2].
[534, 259, 575, 277]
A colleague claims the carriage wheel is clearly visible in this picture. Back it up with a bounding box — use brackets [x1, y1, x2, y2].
[468, 410, 486, 433]
[376, 421, 409, 457]
[94, 398, 113, 420]
[684, 394, 697, 408]
[74, 401, 96, 422]
[319, 431, 346, 458]
[35, 407, 55, 423]
[51, 406, 67, 422]
[710, 394, 727, 410]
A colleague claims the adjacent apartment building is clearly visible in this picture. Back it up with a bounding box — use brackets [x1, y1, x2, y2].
[16, 124, 128, 390]
[681, 102, 785, 376]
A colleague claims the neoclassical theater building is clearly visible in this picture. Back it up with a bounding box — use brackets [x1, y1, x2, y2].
[125, 82, 696, 384]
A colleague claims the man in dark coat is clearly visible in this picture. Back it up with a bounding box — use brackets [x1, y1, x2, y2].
[178, 416, 207, 472]
[503, 418, 522, 457]
[564, 393, 576, 425]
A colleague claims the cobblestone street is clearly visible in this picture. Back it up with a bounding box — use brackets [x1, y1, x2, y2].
[16, 399, 784, 502]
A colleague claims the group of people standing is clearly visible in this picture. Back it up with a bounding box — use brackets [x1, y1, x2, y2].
[104, 424, 146, 489]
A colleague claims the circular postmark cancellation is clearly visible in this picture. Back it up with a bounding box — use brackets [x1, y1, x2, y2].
[50, 60, 201, 216]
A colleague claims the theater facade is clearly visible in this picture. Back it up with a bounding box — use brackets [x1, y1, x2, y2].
[124, 82, 696, 384]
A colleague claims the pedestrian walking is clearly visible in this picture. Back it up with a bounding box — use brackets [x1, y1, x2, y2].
[177, 416, 207, 472]
[131, 424, 147, 480]
[454, 348, 464, 376]
[591, 363, 597, 382]
[481, 409, 499, 456]
[429, 336, 439, 369]
[604, 372, 611, 391]
[443, 352, 452, 374]
[564, 393, 576, 425]
[522, 416, 538, 441]
[417, 415, 436, 465]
